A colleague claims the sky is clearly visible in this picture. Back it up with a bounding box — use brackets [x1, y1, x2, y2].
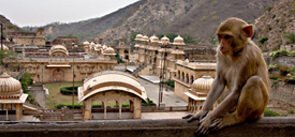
[0, 0, 139, 27]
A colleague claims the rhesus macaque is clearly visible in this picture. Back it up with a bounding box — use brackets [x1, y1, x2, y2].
[183, 17, 270, 136]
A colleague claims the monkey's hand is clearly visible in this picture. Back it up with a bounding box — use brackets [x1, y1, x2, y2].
[185, 110, 208, 123]
[195, 116, 212, 136]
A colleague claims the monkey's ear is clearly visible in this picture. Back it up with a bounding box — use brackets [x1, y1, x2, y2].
[242, 25, 254, 38]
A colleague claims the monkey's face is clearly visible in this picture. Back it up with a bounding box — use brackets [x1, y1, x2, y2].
[217, 33, 235, 55]
[216, 18, 254, 57]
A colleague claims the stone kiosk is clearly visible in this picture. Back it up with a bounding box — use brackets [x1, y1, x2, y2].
[78, 71, 147, 120]
[0, 73, 28, 121]
[185, 76, 214, 113]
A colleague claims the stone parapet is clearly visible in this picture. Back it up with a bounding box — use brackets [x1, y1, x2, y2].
[0, 118, 294, 137]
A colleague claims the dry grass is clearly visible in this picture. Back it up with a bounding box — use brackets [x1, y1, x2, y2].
[44, 82, 82, 109]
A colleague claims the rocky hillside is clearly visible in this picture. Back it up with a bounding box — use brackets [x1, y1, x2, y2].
[30, 1, 144, 42]
[27, 0, 278, 45]
[0, 15, 22, 34]
[99, 0, 278, 45]
[255, 0, 295, 51]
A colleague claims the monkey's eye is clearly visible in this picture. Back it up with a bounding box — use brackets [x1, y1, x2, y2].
[224, 34, 231, 40]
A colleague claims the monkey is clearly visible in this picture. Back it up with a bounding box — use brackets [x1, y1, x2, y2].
[183, 17, 270, 136]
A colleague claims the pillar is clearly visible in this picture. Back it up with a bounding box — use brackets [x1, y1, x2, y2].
[83, 100, 92, 120]
[118, 101, 122, 119]
[104, 100, 107, 120]
[133, 98, 141, 119]
[15, 104, 23, 121]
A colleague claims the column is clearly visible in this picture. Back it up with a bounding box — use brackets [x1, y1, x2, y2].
[104, 100, 107, 120]
[83, 100, 92, 120]
[118, 101, 122, 119]
[15, 104, 23, 121]
[133, 98, 141, 119]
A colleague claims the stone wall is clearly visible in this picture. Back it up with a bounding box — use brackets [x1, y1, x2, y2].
[0, 118, 294, 137]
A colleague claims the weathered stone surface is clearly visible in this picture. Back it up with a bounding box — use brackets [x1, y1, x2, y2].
[0, 117, 294, 137]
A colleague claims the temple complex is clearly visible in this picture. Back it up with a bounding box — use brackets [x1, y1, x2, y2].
[3, 43, 117, 83]
[132, 34, 216, 80]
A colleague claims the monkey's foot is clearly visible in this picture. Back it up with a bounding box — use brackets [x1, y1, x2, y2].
[210, 119, 224, 131]
[182, 114, 193, 119]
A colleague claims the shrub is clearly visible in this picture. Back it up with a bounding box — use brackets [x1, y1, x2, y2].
[264, 108, 280, 117]
[60, 86, 78, 95]
[259, 37, 268, 45]
[270, 50, 289, 59]
[142, 98, 156, 106]
[20, 72, 33, 93]
[284, 32, 295, 44]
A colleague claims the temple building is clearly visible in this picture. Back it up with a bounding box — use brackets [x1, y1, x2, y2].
[78, 71, 147, 120]
[6, 28, 46, 46]
[52, 36, 79, 48]
[173, 60, 216, 101]
[132, 33, 216, 80]
[4, 44, 117, 83]
[0, 73, 28, 121]
[185, 76, 214, 113]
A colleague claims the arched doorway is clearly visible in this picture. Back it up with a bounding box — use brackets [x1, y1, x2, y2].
[52, 68, 64, 82]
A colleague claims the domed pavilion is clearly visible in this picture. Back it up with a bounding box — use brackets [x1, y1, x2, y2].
[185, 76, 214, 113]
[0, 73, 28, 121]
[78, 71, 147, 120]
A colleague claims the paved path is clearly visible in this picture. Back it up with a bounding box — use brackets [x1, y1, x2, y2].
[138, 78, 187, 107]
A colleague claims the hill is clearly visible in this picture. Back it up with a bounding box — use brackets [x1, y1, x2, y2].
[255, 0, 295, 50]
[0, 15, 22, 34]
[25, 0, 278, 45]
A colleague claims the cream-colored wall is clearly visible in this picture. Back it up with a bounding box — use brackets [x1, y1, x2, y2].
[174, 63, 216, 102]
[20, 62, 116, 83]
[14, 37, 45, 46]
[174, 80, 190, 102]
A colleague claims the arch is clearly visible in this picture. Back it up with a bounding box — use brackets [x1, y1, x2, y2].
[52, 68, 64, 82]
[186, 73, 189, 83]
[78, 71, 147, 120]
[191, 75, 194, 85]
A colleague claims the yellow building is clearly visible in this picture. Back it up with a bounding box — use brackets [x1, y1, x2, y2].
[185, 76, 214, 113]
[133, 33, 216, 79]
[173, 60, 216, 101]
[4, 44, 116, 83]
[7, 28, 45, 46]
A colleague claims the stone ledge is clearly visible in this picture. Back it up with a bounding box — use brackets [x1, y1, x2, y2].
[0, 117, 294, 137]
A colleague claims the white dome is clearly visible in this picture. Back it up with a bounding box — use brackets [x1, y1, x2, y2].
[172, 35, 185, 46]
[83, 41, 90, 45]
[49, 45, 69, 56]
[0, 73, 22, 95]
[142, 35, 149, 42]
[161, 35, 170, 46]
[105, 47, 115, 53]
[89, 42, 96, 49]
[135, 34, 143, 41]
[150, 35, 159, 44]
[191, 76, 214, 91]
